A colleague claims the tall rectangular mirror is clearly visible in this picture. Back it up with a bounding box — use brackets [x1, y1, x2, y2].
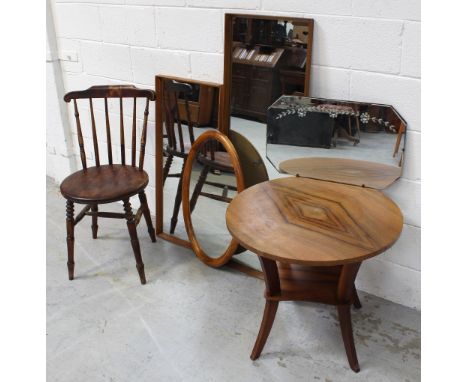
[218, 14, 314, 272]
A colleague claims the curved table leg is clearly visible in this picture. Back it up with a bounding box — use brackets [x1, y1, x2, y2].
[337, 305, 360, 372]
[251, 300, 279, 360]
[337, 263, 362, 372]
[251, 256, 280, 360]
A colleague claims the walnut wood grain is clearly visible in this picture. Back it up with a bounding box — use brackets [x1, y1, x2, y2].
[226, 177, 403, 266]
[226, 176, 403, 371]
[279, 157, 402, 190]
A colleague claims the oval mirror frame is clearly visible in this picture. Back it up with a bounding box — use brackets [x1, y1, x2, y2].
[182, 130, 245, 267]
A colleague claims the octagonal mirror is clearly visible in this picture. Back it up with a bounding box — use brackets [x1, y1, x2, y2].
[266, 95, 407, 189]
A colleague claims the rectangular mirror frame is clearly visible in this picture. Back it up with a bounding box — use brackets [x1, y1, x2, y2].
[155, 75, 224, 248]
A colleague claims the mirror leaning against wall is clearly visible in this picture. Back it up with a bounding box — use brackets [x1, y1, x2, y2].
[222, 13, 406, 191]
[156, 13, 407, 267]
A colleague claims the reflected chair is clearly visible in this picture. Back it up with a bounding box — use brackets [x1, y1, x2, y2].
[189, 130, 270, 215]
[188, 141, 236, 212]
[60, 85, 156, 285]
[162, 79, 196, 233]
[182, 129, 271, 265]
[162, 79, 235, 233]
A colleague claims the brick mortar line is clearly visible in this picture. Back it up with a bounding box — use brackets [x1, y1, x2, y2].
[59, 38, 420, 80]
[55, 2, 421, 23]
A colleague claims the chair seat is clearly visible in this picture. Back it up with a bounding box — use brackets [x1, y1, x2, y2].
[198, 151, 234, 173]
[60, 165, 149, 203]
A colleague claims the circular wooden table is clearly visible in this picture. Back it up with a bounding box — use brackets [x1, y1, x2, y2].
[226, 177, 403, 372]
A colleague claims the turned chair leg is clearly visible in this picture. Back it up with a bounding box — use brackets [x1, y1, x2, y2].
[66, 200, 75, 280]
[189, 164, 209, 213]
[123, 199, 146, 285]
[91, 204, 98, 239]
[251, 300, 279, 360]
[138, 191, 156, 242]
[337, 305, 360, 373]
[169, 160, 186, 234]
[352, 286, 362, 309]
[162, 154, 173, 186]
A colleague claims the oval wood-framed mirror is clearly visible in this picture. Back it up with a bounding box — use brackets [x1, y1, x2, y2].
[181, 130, 245, 267]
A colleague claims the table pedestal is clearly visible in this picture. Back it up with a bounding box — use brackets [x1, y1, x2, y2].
[251, 256, 362, 373]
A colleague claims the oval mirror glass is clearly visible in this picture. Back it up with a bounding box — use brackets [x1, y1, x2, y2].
[182, 130, 245, 267]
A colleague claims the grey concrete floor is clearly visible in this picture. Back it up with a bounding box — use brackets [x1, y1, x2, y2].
[47, 177, 420, 382]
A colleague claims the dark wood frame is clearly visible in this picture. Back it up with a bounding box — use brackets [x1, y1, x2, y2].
[222, 13, 314, 131]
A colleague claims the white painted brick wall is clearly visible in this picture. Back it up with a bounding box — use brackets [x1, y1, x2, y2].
[312, 16, 403, 74]
[262, 0, 353, 16]
[351, 0, 421, 21]
[101, 6, 157, 47]
[81, 41, 133, 81]
[401, 21, 421, 77]
[155, 8, 223, 52]
[131, 47, 191, 85]
[47, 0, 421, 309]
[190, 52, 224, 83]
[310, 66, 350, 99]
[189, 0, 261, 9]
[54, 4, 102, 41]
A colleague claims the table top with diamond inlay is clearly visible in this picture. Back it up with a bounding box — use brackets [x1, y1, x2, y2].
[226, 177, 403, 266]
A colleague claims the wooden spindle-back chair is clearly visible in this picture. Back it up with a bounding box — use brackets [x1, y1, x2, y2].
[60, 85, 156, 285]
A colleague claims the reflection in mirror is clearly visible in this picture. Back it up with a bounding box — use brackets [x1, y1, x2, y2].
[182, 130, 244, 267]
[230, 16, 313, 123]
[189, 139, 237, 259]
[266, 95, 407, 189]
[182, 130, 270, 268]
[158, 77, 220, 239]
[223, 15, 313, 271]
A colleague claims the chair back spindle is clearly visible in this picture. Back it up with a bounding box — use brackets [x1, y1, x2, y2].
[72, 99, 87, 170]
[132, 97, 137, 167]
[89, 98, 100, 166]
[162, 80, 194, 155]
[163, 92, 176, 150]
[184, 96, 195, 144]
[104, 98, 113, 165]
[120, 97, 125, 165]
[138, 98, 150, 170]
[64, 85, 155, 170]
[174, 92, 185, 153]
